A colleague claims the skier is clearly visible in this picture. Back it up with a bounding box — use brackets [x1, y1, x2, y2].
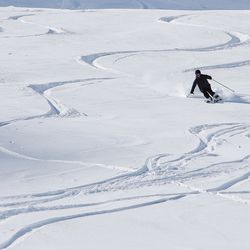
[190, 70, 221, 102]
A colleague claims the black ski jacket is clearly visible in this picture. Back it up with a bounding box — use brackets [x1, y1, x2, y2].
[190, 74, 212, 93]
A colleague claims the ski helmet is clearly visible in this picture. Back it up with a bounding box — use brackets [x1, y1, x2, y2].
[195, 69, 201, 75]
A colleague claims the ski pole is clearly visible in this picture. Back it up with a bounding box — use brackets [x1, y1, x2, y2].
[212, 79, 235, 93]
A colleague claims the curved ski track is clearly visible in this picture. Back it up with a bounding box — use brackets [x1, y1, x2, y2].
[1, 12, 250, 249]
[81, 30, 244, 71]
[1, 13, 70, 38]
[185, 59, 250, 72]
[0, 77, 112, 128]
[29, 77, 112, 117]
[0, 77, 114, 168]
[1, 123, 250, 249]
[81, 14, 250, 71]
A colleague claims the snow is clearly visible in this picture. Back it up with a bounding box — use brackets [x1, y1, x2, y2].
[1, 4, 250, 250]
[2, 0, 250, 10]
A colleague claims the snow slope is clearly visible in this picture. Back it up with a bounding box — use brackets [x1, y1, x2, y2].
[0, 6, 250, 250]
[2, 0, 250, 9]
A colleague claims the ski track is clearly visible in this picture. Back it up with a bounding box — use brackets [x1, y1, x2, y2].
[0, 77, 112, 127]
[29, 77, 112, 117]
[0, 192, 197, 221]
[81, 14, 249, 71]
[80, 31, 245, 71]
[158, 15, 187, 23]
[1, 12, 250, 249]
[207, 171, 250, 192]
[20, 18, 68, 35]
[185, 59, 250, 72]
[1, 123, 250, 248]
[7, 14, 34, 21]
[0, 195, 186, 250]
[1, 13, 70, 38]
[0, 77, 115, 176]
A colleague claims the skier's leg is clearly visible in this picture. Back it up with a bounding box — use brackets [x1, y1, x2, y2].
[203, 91, 212, 101]
[207, 86, 222, 100]
[210, 88, 221, 100]
[207, 86, 215, 97]
[207, 87, 222, 102]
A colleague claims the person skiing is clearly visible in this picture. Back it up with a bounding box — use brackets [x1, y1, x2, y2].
[190, 69, 220, 102]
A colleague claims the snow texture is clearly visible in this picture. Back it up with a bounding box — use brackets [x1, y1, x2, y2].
[1, 3, 250, 250]
[2, 0, 250, 9]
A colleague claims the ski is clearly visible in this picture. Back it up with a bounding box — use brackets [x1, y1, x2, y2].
[205, 97, 223, 103]
[205, 91, 223, 103]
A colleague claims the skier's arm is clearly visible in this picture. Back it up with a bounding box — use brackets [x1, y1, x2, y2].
[204, 75, 212, 80]
[190, 80, 197, 94]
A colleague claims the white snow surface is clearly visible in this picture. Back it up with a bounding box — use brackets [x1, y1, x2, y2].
[2, 0, 250, 10]
[1, 6, 250, 250]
